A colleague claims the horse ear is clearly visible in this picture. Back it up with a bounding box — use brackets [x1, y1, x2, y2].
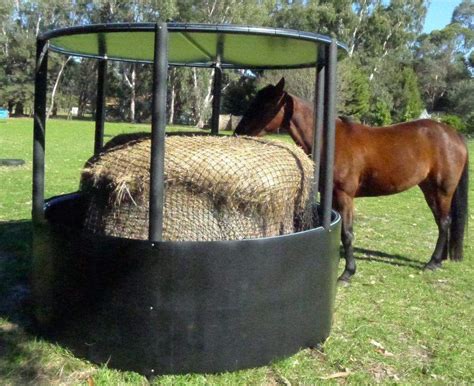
[275, 77, 285, 94]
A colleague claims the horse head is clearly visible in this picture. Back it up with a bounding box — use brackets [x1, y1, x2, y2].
[234, 77, 287, 136]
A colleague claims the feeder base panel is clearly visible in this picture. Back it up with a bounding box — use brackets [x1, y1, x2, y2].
[32, 193, 341, 375]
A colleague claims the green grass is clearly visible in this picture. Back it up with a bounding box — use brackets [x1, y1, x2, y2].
[1, 118, 473, 384]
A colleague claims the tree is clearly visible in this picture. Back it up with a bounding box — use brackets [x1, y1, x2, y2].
[222, 76, 259, 116]
[272, 0, 357, 42]
[414, 1, 473, 123]
[173, 0, 277, 127]
[399, 67, 423, 120]
[270, 0, 428, 124]
[451, 0, 474, 48]
[369, 100, 392, 125]
[261, 68, 315, 102]
[338, 60, 370, 121]
[1, 0, 469, 129]
[355, 0, 426, 80]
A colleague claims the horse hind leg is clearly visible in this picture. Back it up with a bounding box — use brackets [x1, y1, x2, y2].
[425, 216, 451, 270]
[419, 182, 452, 270]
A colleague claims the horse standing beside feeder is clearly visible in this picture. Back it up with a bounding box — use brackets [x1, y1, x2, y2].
[234, 78, 469, 283]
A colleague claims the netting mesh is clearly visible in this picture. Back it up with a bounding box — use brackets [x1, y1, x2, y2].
[80, 133, 315, 241]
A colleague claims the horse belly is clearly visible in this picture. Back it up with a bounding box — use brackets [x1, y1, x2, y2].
[355, 165, 429, 197]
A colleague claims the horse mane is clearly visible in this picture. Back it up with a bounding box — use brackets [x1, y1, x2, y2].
[285, 92, 356, 125]
[285, 92, 312, 109]
[338, 115, 355, 124]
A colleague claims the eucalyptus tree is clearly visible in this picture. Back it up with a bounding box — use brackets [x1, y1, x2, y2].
[349, 0, 427, 123]
[414, 0, 473, 129]
[0, 0, 91, 116]
[172, 0, 276, 127]
[337, 60, 370, 122]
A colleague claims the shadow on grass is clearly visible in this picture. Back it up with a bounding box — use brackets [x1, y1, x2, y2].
[0, 220, 33, 324]
[343, 246, 424, 269]
[0, 220, 32, 256]
[0, 220, 46, 383]
[0, 321, 56, 384]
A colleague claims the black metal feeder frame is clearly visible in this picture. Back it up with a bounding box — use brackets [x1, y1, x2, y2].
[32, 23, 347, 375]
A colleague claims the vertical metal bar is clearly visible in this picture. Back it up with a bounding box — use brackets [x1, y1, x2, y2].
[149, 23, 168, 243]
[94, 59, 107, 155]
[210, 64, 222, 135]
[211, 37, 224, 135]
[321, 39, 338, 230]
[32, 38, 48, 224]
[312, 47, 326, 206]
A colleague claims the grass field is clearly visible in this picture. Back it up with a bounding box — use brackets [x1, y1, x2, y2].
[1, 118, 473, 384]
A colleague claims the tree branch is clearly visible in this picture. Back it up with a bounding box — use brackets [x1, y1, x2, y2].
[349, 0, 368, 57]
[369, 21, 401, 81]
[209, 0, 218, 18]
[122, 66, 133, 89]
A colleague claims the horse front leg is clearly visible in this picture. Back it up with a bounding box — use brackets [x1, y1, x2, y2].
[334, 190, 356, 283]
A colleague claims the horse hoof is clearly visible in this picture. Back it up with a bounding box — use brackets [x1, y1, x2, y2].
[424, 261, 442, 271]
[337, 277, 351, 287]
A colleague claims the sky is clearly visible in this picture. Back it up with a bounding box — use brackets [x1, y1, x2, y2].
[422, 0, 462, 33]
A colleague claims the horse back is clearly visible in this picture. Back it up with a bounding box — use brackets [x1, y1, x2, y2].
[334, 119, 467, 197]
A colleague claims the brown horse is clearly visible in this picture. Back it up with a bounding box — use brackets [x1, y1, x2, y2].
[234, 78, 469, 282]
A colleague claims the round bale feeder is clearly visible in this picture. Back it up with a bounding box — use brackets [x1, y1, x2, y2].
[31, 23, 346, 375]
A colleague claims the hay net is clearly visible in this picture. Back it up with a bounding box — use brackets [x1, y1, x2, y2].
[80, 133, 315, 241]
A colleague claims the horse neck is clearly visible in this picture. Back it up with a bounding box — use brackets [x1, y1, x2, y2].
[283, 93, 314, 154]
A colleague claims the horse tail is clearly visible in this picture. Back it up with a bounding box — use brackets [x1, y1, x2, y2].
[449, 148, 469, 261]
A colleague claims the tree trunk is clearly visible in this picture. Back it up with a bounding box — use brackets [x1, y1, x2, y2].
[169, 79, 176, 125]
[1, 24, 8, 57]
[78, 91, 88, 117]
[122, 64, 137, 123]
[192, 68, 200, 125]
[369, 31, 393, 81]
[130, 64, 136, 122]
[196, 69, 215, 129]
[15, 102, 24, 116]
[47, 56, 71, 119]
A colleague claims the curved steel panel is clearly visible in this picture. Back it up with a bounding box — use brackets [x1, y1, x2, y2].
[32, 194, 341, 375]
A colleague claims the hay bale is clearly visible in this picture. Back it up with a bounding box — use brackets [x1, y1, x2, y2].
[80, 134, 314, 241]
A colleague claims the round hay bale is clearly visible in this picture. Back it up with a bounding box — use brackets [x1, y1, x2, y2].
[80, 134, 314, 241]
